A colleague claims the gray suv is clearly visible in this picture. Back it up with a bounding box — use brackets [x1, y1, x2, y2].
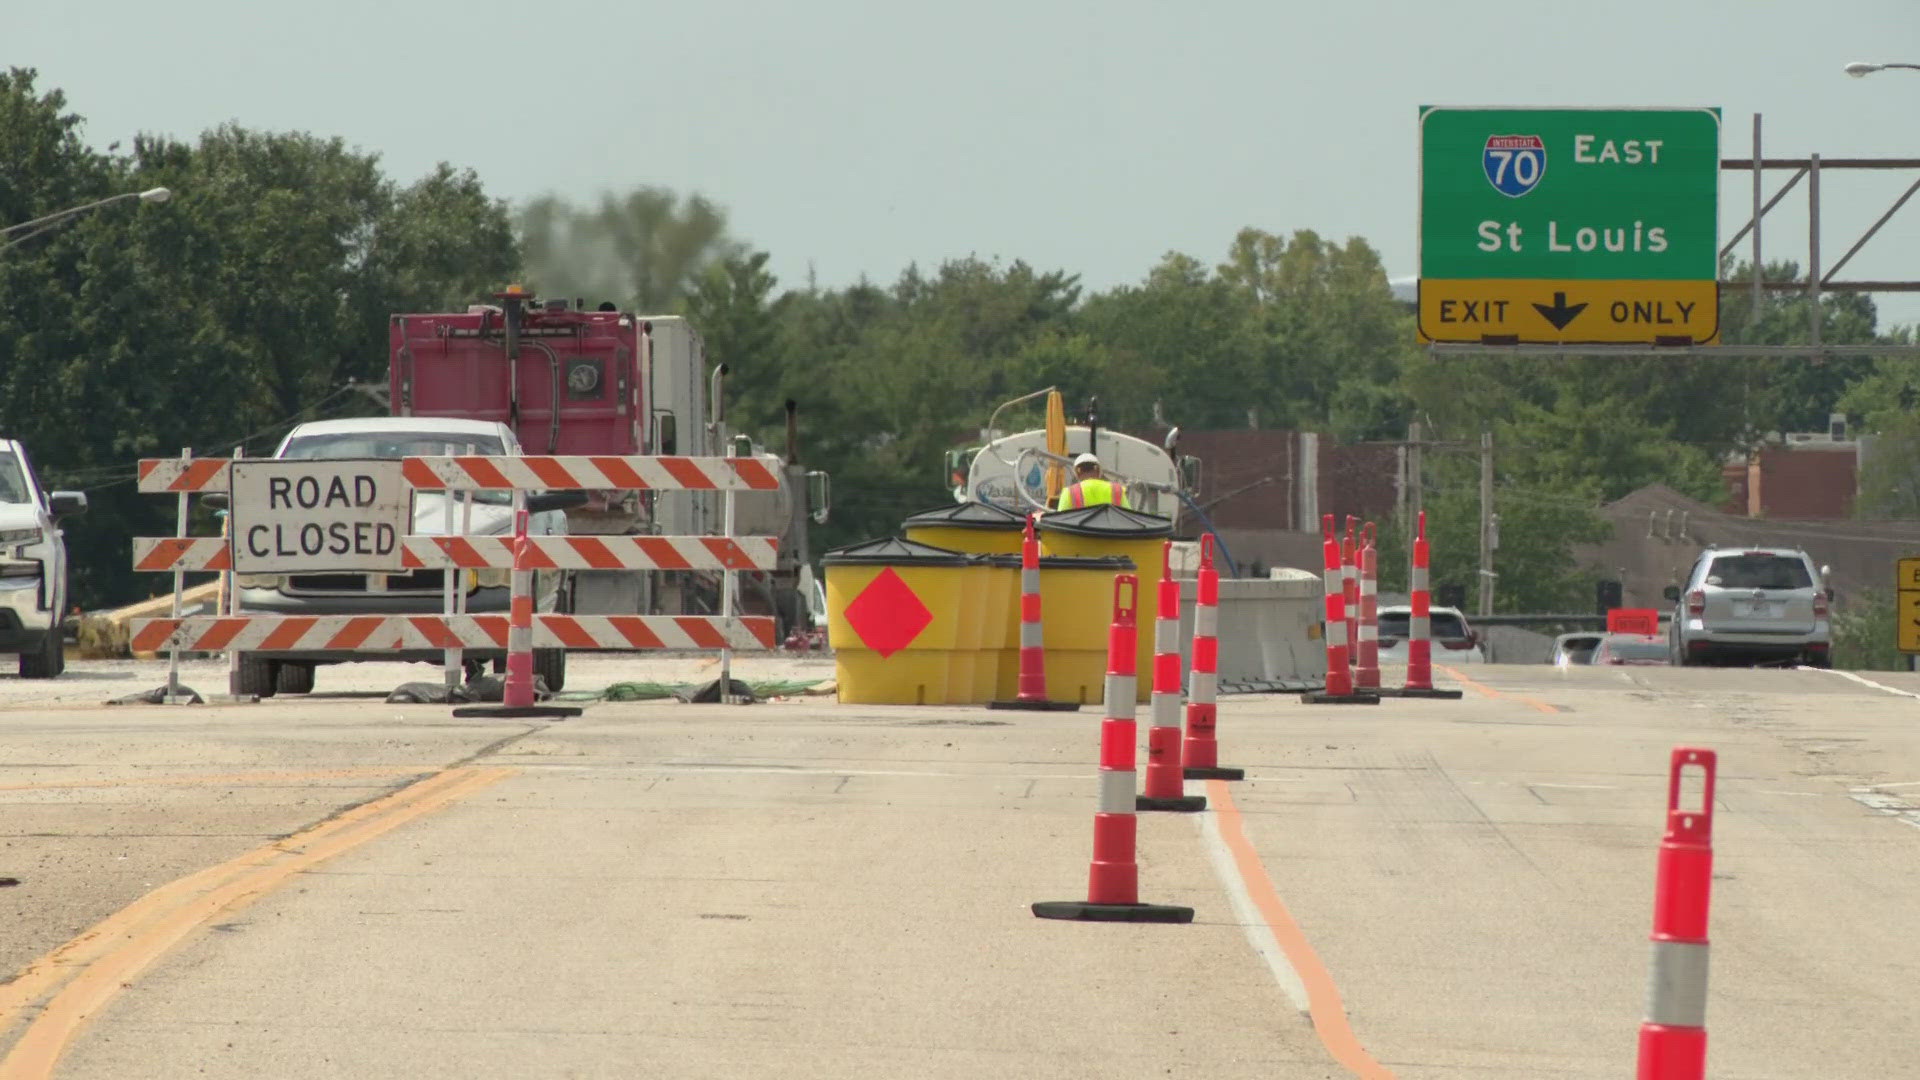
[1665, 547, 1830, 668]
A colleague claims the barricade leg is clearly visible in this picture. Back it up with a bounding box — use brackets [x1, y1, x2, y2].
[1182, 534, 1242, 781]
[1301, 514, 1379, 706]
[1034, 575, 1194, 923]
[990, 513, 1079, 712]
[453, 505, 582, 720]
[1138, 542, 1205, 812]
[1382, 509, 1463, 700]
[1637, 748, 1715, 1080]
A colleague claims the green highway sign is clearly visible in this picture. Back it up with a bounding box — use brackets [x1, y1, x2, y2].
[1418, 106, 1721, 345]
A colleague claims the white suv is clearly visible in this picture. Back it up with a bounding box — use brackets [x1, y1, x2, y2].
[1666, 547, 1831, 668]
[0, 440, 87, 678]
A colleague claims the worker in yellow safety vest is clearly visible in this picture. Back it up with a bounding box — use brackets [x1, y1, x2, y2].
[1056, 452, 1131, 510]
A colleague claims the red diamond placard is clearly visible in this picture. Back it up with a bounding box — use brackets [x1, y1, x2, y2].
[842, 567, 933, 658]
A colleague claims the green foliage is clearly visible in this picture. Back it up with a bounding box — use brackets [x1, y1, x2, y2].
[519, 188, 737, 312]
[0, 70, 519, 606]
[1832, 589, 1902, 671]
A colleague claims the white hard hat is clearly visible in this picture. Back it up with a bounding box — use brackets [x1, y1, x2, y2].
[1073, 452, 1100, 468]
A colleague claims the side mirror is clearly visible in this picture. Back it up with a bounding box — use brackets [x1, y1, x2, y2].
[525, 490, 589, 514]
[48, 491, 88, 518]
[1662, 585, 1681, 603]
[199, 492, 229, 512]
[652, 410, 677, 456]
[807, 470, 831, 525]
[1178, 455, 1202, 493]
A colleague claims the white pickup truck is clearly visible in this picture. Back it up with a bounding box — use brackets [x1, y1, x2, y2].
[0, 439, 87, 678]
[228, 417, 573, 697]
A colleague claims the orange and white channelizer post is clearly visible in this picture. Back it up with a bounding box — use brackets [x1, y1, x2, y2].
[1355, 522, 1381, 690]
[1321, 515, 1353, 696]
[1637, 747, 1716, 1080]
[1032, 575, 1193, 924]
[501, 509, 539, 709]
[1182, 535, 1242, 781]
[990, 513, 1078, 712]
[1137, 543, 1205, 812]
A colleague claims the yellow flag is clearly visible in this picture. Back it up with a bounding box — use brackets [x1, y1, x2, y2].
[1044, 390, 1066, 501]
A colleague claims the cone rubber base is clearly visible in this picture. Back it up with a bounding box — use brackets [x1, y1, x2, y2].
[1136, 794, 1208, 813]
[451, 704, 584, 719]
[1374, 687, 1465, 699]
[987, 699, 1081, 711]
[1299, 691, 1381, 705]
[1184, 766, 1246, 781]
[1032, 901, 1195, 923]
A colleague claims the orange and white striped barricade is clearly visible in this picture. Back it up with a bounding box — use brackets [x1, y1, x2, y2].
[989, 513, 1078, 711]
[1637, 747, 1716, 1080]
[1380, 510, 1463, 699]
[1354, 522, 1382, 690]
[1137, 542, 1205, 812]
[1182, 534, 1242, 781]
[132, 453, 780, 710]
[1033, 575, 1194, 924]
[1302, 515, 1378, 705]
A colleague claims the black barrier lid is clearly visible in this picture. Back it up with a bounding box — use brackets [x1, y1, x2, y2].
[980, 553, 1136, 571]
[822, 536, 972, 567]
[1037, 503, 1174, 538]
[901, 501, 1028, 530]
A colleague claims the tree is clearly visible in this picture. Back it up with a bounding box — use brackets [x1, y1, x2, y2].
[518, 187, 738, 312]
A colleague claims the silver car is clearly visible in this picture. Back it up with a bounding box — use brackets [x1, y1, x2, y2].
[1665, 547, 1831, 668]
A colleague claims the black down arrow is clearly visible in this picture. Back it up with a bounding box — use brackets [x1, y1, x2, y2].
[1532, 291, 1588, 330]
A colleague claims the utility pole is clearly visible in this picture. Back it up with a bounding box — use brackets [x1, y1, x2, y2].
[1407, 420, 1424, 548]
[1478, 430, 1494, 617]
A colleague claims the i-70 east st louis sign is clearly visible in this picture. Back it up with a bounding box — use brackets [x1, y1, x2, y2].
[1418, 107, 1721, 346]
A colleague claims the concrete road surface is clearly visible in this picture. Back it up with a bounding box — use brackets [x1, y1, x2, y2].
[1, 656, 1917, 1078]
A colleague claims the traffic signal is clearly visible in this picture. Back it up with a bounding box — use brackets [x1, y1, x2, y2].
[1597, 579, 1623, 614]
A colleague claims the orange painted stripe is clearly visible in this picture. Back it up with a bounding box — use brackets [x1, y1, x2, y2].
[401, 457, 445, 490]
[659, 456, 717, 490]
[0, 765, 424, 794]
[1208, 780, 1395, 1079]
[676, 615, 729, 649]
[128, 619, 179, 654]
[574, 538, 625, 570]
[636, 537, 692, 570]
[729, 456, 782, 490]
[469, 615, 511, 647]
[257, 616, 317, 652]
[539, 616, 600, 650]
[324, 616, 388, 651]
[1435, 665, 1558, 714]
[592, 456, 650, 490]
[607, 616, 666, 649]
[459, 456, 514, 489]
[524, 456, 581, 490]
[174, 459, 226, 492]
[0, 767, 512, 1079]
[187, 618, 249, 653]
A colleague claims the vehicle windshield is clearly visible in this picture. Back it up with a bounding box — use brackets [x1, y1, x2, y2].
[1705, 554, 1812, 590]
[278, 431, 511, 504]
[1558, 636, 1601, 659]
[1603, 637, 1668, 661]
[1377, 611, 1470, 639]
[0, 452, 28, 504]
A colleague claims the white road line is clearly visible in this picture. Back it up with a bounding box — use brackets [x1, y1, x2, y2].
[1529, 782, 1619, 790]
[1803, 668, 1920, 700]
[1188, 780, 1311, 1013]
[1859, 779, 1920, 790]
[1849, 791, 1920, 832]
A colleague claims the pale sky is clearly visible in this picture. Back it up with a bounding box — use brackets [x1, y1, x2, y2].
[16, 0, 1920, 327]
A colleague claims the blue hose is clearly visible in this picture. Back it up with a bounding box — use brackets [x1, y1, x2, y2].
[1175, 492, 1241, 578]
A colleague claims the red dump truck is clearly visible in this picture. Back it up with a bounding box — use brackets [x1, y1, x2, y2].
[388, 287, 827, 634]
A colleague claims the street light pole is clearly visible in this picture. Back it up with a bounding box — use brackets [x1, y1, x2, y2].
[0, 186, 171, 256]
[1845, 61, 1920, 78]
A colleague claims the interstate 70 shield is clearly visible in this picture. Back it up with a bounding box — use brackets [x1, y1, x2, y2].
[1482, 134, 1545, 198]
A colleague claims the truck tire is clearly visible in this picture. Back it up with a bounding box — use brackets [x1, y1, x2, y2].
[18, 631, 61, 679]
[274, 662, 316, 695]
[534, 648, 566, 693]
[235, 654, 277, 698]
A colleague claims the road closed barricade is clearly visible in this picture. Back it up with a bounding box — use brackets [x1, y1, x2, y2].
[129, 452, 781, 710]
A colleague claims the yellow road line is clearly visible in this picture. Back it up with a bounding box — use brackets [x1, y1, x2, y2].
[0, 766, 511, 1079]
[1435, 665, 1559, 714]
[1207, 779, 1395, 1078]
[0, 765, 429, 795]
